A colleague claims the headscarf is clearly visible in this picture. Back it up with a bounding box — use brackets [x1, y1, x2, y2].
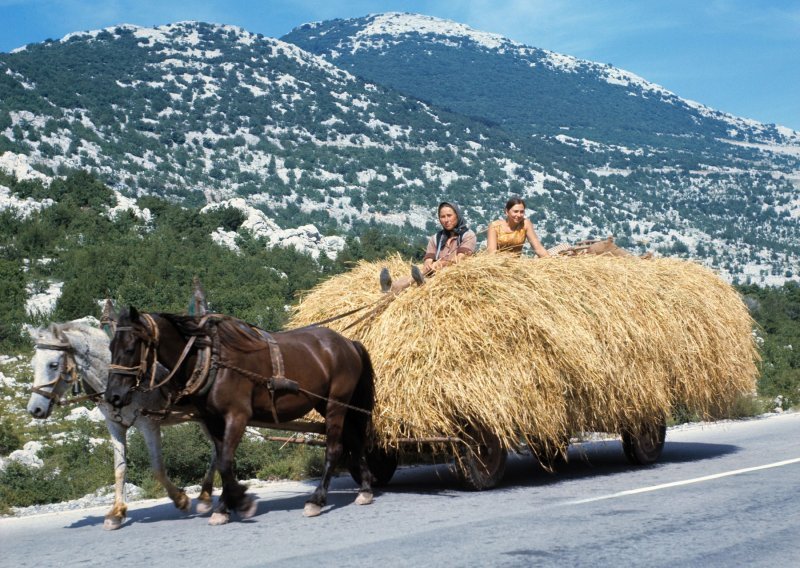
[434, 201, 470, 261]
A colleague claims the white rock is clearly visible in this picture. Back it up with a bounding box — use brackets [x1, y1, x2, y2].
[2, 441, 44, 469]
[0, 151, 52, 183]
[205, 199, 344, 259]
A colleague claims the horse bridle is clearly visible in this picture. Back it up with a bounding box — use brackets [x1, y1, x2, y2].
[108, 312, 163, 392]
[109, 312, 206, 393]
[32, 341, 99, 405]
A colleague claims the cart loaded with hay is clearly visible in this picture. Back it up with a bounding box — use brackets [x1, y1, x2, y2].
[289, 253, 759, 490]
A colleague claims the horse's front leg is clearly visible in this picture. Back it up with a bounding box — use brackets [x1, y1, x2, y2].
[304, 407, 346, 517]
[209, 414, 255, 525]
[103, 418, 128, 530]
[138, 420, 190, 513]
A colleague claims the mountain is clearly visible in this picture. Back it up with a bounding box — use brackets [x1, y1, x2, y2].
[284, 13, 800, 284]
[1, 17, 799, 284]
[0, 22, 571, 231]
[283, 13, 800, 149]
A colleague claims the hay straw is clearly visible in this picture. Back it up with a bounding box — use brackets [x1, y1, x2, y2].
[289, 253, 759, 450]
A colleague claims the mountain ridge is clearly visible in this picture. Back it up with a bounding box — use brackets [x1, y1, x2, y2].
[0, 17, 798, 284]
[284, 12, 800, 148]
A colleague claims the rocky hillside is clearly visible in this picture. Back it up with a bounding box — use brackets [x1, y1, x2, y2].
[1, 17, 799, 283]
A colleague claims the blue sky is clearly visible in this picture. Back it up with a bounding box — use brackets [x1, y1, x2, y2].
[1, 0, 798, 131]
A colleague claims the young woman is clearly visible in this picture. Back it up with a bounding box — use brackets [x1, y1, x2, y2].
[486, 197, 550, 258]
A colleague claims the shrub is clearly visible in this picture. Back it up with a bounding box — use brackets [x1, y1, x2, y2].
[0, 461, 71, 513]
[127, 424, 326, 488]
[0, 419, 113, 512]
[0, 418, 22, 455]
[127, 423, 213, 488]
[257, 444, 324, 481]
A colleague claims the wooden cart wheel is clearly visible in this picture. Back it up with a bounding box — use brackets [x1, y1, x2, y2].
[349, 445, 398, 487]
[621, 420, 666, 465]
[456, 424, 508, 491]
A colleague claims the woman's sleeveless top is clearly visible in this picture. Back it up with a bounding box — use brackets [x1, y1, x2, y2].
[492, 220, 526, 254]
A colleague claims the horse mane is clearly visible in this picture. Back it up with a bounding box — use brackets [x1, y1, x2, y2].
[159, 313, 269, 354]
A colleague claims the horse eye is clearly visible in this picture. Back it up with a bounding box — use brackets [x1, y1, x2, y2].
[49, 361, 59, 369]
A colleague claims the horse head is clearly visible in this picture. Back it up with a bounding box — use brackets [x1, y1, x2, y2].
[27, 324, 75, 419]
[27, 322, 110, 418]
[105, 306, 158, 408]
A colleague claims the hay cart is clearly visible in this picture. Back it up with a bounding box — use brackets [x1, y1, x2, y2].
[287, 254, 758, 492]
[339, 407, 668, 491]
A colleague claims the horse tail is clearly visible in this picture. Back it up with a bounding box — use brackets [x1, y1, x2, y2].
[344, 340, 375, 453]
[350, 340, 375, 417]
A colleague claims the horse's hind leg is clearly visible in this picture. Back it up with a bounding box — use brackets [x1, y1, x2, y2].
[138, 420, 190, 513]
[196, 423, 217, 515]
[103, 419, 128, 530]
[343, 412, 373, 506]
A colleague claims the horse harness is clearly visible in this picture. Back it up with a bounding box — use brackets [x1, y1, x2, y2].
[32, 341, 103, 406]
[109, 313, 300, 423]
[214, 326, 300, 424]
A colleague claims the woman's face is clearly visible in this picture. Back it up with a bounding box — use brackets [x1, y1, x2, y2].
[506, 203, 526, 226]
[439, 206, 459, 231]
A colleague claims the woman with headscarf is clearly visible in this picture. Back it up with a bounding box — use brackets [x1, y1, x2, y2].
[380, 201, 477, 293]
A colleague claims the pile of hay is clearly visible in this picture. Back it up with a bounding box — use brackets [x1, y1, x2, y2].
[289, 254, 759, 451]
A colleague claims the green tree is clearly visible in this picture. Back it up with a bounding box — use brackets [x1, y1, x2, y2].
[0, 258, 27, 350]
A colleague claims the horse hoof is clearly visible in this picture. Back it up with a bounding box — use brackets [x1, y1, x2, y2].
[196, 498, 213, 515]
[355, 491, 373, 506]
[103, 516, 124, 531]
[238, 494, 258, 519]
[175, 492, 191, 513]
[303, 503, 322, 517]
[208, 512, 230, 526]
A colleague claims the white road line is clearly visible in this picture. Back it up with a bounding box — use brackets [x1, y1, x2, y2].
[568, 457, 800, 505]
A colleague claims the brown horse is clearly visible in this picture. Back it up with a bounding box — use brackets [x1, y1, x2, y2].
[104, 307, 376, 524]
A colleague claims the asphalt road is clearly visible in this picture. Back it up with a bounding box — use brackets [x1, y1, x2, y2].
[2, 412, 798, 568]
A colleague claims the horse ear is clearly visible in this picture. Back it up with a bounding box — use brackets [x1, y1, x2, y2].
[22, 324, 41, 340]
[102, 299, 118, 323]
[129, 306, 140, 321]
[189, 276, 208, 316]
[100, 299, 118, 338]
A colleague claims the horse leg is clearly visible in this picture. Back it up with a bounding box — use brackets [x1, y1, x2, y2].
[208, 414, 254, 525]
[195, 422, 217, 515]
[343, 418, 374, 506]
[138, 420, 190, 513]
[103, 419, 128, 530]
[304, 406, 346, 517]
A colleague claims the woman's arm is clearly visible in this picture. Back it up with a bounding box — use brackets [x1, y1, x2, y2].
[423, 235, 437, 273]
[526, 220, 550, 258]
[455, 230, 477, 263]
[487, 221, 498, 253]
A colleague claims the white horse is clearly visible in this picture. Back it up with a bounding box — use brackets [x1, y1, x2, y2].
[26, 320, 217, 530]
